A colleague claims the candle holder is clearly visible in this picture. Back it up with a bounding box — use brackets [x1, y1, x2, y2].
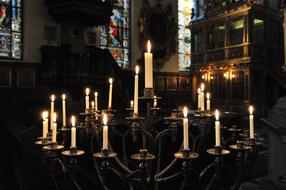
[35, 137, 52, 146]
[62, 147, 85, 167]
[143, 88, 154, 98]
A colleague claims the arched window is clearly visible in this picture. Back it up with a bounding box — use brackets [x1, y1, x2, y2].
[0, 0, 22, 59]
[178, 0, 195, 71]
[100, 0, 130, 69]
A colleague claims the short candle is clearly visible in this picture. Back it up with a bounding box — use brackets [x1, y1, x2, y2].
[144, 40, 153, 89]
[85, 88, 90, 110]
[42, 111, 49, 138]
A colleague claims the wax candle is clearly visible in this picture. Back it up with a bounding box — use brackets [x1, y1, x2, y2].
[130, 100, 134, 108]
[50, 95, 55, 129]
[183, 107, 189, 150]
[249, 106, 254, 139]
[215, 110, 221, 147]
[102, 114, 108, 150]
[134, 65, 139, 114]
[52, 112, 57, 143]
[154, 96, 157, 107]
[71, 116, 76, 148]
[94, 92, 98, 111]
[197, 88, 201, 110]
[91, 101, 95, 110]
[144, 40, 153, 88]
[85, 88, 90, 110]
[42, 111, 49, 138]
[206, 93, 211, 111]
[108, 78, 113, 109]
[62, 94, 66, 127]
[201, 83, 205, 111]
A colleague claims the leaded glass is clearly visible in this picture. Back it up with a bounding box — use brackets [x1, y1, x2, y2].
[0, 0, 22, 59]
[100, 0, 130, 69]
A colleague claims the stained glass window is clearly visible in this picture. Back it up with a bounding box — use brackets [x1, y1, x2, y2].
[0, 0, 22, 59]
[100, 0, 130, 69]
[178, 0, 195, 71]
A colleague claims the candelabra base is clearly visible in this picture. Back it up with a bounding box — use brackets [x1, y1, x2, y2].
[207, 147, 230, 156]
[143, 88, 154, 98]
[35, 139, 52, 146]
[37, 136, 52, 141]
[174, 150, 199, 160]
[93, 149, 117, 159]
[62, 148, 85, 157]
[42, 143, 65, 151]
[131, 149, 155, 161]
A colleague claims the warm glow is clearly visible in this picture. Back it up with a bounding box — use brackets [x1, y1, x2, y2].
[85, 88, 90, 95]
[249, 106, 254, 115]
[202, 75, 205, 79]
[94, 91, 98, 97]
[183, 107, 188, 118]
[53, 112, 57, 123]
[211, 76, 214, 80]
[71, 115, 76, 127]
[62, 94, 66, 100]
[109, 78, 113, 84]
[215, 110, 219, 121]
[224, 72, 229, 79]
[197, 88, 201, 94]
[232, 74, 235, 79]
[135, 65, 140, 74]
[42, 111, 48, 120]
[130, 100, 134, 107]
[103, 114, 108, 126]
[91, 101, 95, 108]
[147, 40, 151, 53]
[207, 93, 210, 100]
[51, 94, 55, 102]
[201, 83, 205, 92]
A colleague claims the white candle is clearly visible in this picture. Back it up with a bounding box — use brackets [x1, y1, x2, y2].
[102, 114, 108, 150]
[215, 110, 221, 147]
[183, 107, 189, 150]
[154, 96, 157, 107]
[50, 95, 55, 130]
[201, 83, 205, 111]
[206, 93, 211, 111]
[197, 88, 201, 110]
[134, 65, 139, 114]
[42, 111, 49, 138]
[94, 92, 98, 111]
[71, 116, 76, 148]
[52, 112, 57, 143]
[249, 106, 254, 139]
[108, 78, 113, 109]
[144, 40, 153, 88]
[91, 101, 95, 110]
[130, 100, 134, 108]
[62, 94, 66, 127]
[85, 88, 90, 110]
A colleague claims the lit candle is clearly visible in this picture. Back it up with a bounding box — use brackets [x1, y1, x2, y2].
[144, 40, 153, 88]
[206, 93, 211, 111]
[249, 106, 254, 139]
[153, 96, 157, 107]
[85, 88, 90, 110]
[42, 111, 49, 138]
[134, 65, 139, 114]
[62, 94, 66, 127]
[108, 78, 113, 109]
[130, 100, 134, 108]
[102, 114, 108, 150]
[215, 110, 221, 147]
[71, 116, 76, 148]
[52, 112, 57, 143]
[50, 95, 55, 130]
[201, 83, 205, 112]
[183, 107, 189, 150]
[91, 101, 95, 110]
[197, 88, 201, 110]
[94, 92, 98, 112]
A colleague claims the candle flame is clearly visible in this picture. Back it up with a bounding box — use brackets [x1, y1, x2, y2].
[135, 65, 140, 74]
[109, 78, 113, 84]
[103, 114, 108, 126]
[130, 100, 134, 107]
[215, 109, 219, 121]
[207, 93, 210, 100]
[197, 88, 201, 94]
[91, 101, 95, 108]
[94, 91, 98, 97]
[232, 74, 235, 79]
[147, 40, 151, 53]
[85, 88, 90, 95]
[51, 94, 55, 102]
[62, 94, 66, 100]
[249, 106, 254, 115]
[71, 115, 76, 127]
[202, 75, 205, 79]
[53, 112, 57, 123]
[201, 83, 205, 92]
[183, 107, 188, 118]
[42, 111, 48, 120]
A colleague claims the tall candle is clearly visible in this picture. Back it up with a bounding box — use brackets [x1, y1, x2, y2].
[144, 40, 153, 88]
[102, 114, 108, 150]
[206, 93, 211, 111]
[108, 78, 113, 109]
[94, 92, 98, 111]
[197, 88, 201, 110]
[134, 65, 139, 114]
[71, 116, 76, 148]
[50, 95, 55, 130]
[183, 107, 189, 150]
[62, 94, 66, 127]
[42, 111, 49, 138]
[201, 83, 205, 111]
[249, 106, 254, 139]
[52, 112, 57, 143]
[85, 88, 90, 110]
[215, 110, 221, 147]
